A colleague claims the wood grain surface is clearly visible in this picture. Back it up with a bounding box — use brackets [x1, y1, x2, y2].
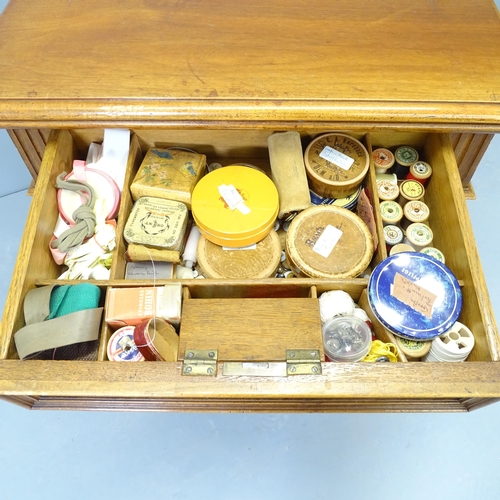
[0, 0, 500, 129]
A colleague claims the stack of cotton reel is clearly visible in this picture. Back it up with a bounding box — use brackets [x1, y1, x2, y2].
[424, 322, 475, 362]
[191, 166, 281, 279]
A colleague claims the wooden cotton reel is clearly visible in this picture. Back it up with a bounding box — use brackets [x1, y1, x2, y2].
[304, 133, 370, 199]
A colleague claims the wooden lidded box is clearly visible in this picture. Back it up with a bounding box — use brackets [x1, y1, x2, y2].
[1, 0, 500, 412]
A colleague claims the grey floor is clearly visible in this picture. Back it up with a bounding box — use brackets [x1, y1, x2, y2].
[2, 3, 500, 499]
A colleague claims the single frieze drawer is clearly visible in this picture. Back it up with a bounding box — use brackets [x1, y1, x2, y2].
[0, 127, 499, 413]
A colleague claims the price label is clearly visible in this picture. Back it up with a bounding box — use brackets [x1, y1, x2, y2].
[319, 146, 355, 170]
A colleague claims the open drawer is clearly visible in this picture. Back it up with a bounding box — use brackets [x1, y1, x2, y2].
[0, 127, 499, 413]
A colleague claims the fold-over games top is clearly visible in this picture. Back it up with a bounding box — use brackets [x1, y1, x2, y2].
[0, 0, 499, 130]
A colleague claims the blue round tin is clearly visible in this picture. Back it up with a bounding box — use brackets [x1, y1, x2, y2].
[368, 252, 462, 340]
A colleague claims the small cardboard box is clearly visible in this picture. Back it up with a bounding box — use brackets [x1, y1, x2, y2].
[105, 284, 182, 329]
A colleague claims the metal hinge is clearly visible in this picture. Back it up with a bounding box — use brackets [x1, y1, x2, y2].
[286, 349, 322, 375]
[182, 349, 218, 376]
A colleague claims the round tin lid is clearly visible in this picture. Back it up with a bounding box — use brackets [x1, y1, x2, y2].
[197, 230, 281, 279]
[395, 146, 419, 167]
[191, 166, 279, 246]
[107, 326, 145, 362]
[304, 133, 369, 191]
[286, 205, 373, 279]
[372, 148, 395, 170]
[368, 252, 462, 340]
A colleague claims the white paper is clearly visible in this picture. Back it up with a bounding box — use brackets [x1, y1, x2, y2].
[93, 129, 130, 192]
[312, 225, 343, 258]
[319, 146, 354, 171]
[218, 184, 251, 214]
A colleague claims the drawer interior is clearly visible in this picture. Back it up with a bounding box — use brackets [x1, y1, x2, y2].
[1, 127, 498, 371]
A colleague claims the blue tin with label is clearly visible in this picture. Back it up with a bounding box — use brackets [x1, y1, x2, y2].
[368, 252, 462, 340]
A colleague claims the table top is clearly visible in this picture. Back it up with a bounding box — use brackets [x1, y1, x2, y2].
[0, 0, 500, 130]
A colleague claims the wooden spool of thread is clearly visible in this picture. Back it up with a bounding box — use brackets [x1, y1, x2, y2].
[398, 180, 425, 206]
[383, 225, 404, 250]
[389, 243, 415, 255]
[404, 222, 434, 251]
[393, 146, 419, 179]
[402, 200, 430, 230]
[420, 246, 445, 264]
[377, 180, 399, 201]
[372, 148, 395, 174]
[406, 161, 432, 186]
[380, 200, 403, 226]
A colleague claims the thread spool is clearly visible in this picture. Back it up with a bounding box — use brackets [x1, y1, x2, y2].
[134, 317, 179, 362]
[407, 161, 432, 186]
[402, 200, 430, 230]
[389, 243, 415, 255]
[393, 146, 419, 179]
[304, 133, 370, 199]
[372, 148, 395, 174]
[182, 225, 201, 269]
[424, 322, 475, 362]
[376, 173, 398, 184]
[404, 222, 433, 251]
[107, 326, 145, 362]
[383, 225, 404, 250]
[394, 336, 431, 361]
[420, 246, 445, 264]
[377, 180, 399, 201]
[398, 179, 425, 206]
[380, 200, 403, 226]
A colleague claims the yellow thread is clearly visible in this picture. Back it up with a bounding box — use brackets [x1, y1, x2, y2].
[362, 340, 398, 363]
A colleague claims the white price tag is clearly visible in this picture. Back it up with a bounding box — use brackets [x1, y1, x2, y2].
[312, 225, 343, 258]
[218, 184, 251, 214]
[319, 146, 354, 171]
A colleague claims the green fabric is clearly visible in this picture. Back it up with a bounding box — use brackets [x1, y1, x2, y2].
[47, 283, 101, 319]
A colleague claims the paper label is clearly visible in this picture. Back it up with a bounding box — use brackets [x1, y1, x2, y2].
[312, 225, 343, 258]
[222, 244, 257, 251]
[218, 184, 251, 214]
[319, 146, 355, 170]
[391, 273, 437, 319]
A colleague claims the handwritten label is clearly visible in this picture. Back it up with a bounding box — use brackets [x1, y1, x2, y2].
[319, 146, 355, 170]
[391, 272, 437, 319]
[218, 184, 251, 214]
[312, 224, 343, 258]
